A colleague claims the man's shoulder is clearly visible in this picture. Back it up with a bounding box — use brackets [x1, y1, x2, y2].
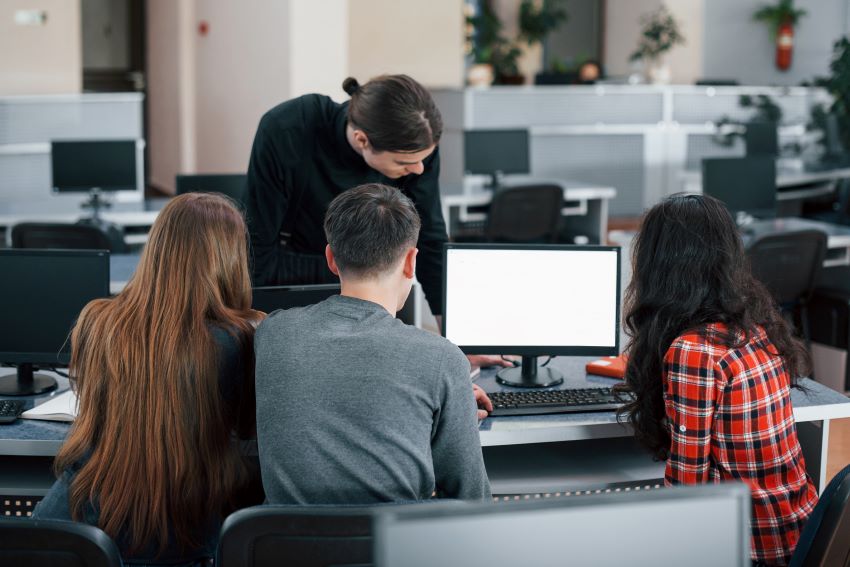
[259, 94, 338, 132]
[392, 323, 468, 370]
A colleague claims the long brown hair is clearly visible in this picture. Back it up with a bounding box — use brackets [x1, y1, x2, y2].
[55, 193, 259, 555]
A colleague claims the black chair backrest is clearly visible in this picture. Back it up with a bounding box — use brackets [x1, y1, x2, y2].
[175, 174, 247, 205]
[790, 464, 850, 566]
[746, 229, 827, 306]
[217, 505, 374, 567]
[485, 184, 563, 243]
[10, 222, 114, 252]
[0, 518, 122, 567]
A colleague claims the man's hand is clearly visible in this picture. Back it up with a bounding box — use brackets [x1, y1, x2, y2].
[472, 383, 493, 420]
[467, 354, 518, 369]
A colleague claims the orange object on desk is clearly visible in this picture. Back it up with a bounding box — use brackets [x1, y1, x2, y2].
[586, 353, 628, 379]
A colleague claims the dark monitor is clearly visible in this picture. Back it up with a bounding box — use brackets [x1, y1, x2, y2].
[252, 284, 341, 313]
[374, 484, 751, 567]
[443, 244, 621, 388]
[464, 129, 530, 187]
[744, 121, 779, 157]
[51, 140, 137, 193]
[702, 157, 777, 221]
[175, 174, 247, 205]
[0, 249, 110, 396]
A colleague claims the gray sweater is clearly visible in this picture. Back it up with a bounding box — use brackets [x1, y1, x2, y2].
[255, 294, 491, 504]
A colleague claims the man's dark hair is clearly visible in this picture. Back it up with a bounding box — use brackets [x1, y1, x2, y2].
[324, 183, 421, 277]
[342, 75, 442, 153]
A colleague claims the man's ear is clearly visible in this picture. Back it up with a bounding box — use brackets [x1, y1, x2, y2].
[402, 247, 418, 279]
[325, 244, 340, 276]
[352, 129, 370, 151]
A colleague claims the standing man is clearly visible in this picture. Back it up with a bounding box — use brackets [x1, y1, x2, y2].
[245, 74, 508, 369]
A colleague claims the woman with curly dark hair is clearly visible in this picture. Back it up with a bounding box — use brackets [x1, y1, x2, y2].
[620, 193, 817, 566]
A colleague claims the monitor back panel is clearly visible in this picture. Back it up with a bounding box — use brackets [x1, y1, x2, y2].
[702, 156, 777, 219]
[251, 284, 340, 313]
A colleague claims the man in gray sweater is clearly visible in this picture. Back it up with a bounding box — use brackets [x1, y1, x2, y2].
[255, 183, 491, 504]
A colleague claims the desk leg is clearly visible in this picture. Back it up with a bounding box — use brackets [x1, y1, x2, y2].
[797, 419, 830, 494]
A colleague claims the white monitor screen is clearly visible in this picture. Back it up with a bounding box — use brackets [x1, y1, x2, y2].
[443, 245, 620, 355]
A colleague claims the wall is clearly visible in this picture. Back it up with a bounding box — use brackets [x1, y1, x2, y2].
[146, 0, 195, 192]
[348, 0, 465, 88]
[703, 0, 850, 86]
[0, 0, 82, 95]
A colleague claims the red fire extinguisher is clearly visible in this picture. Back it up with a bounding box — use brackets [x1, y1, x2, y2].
[776, 21, 794, 71]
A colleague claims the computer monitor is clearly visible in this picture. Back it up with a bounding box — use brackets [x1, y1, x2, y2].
[702, 156, 777, 221]
[51, 140, 137, 193]
[443, 244, 620, 388]
[175, 173, 248, 205]
[252, 284, 341, 313]
[374, 484, 751, 567]
[0, 250, 110, 396]
[464, 129, 530, 188]
[744, 121, 779, 157]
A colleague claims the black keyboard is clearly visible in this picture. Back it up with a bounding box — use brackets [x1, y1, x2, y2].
[0, 400, 24, 424]
[488, 387, 634, 417]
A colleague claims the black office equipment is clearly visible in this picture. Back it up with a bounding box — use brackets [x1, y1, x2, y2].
[488, 387, 634, 416]
[252, 284, 340, 313]
[788, 464, 850, 566]
[443, 244, 621, 388]
[744, 121, 779, 157]
[485, 184, 563, 243]
[747, 229, 826, 343]
[10, 222, 126, 253]
[175, 173, 248, 205]
[702, 156, 777, 221]
[216, 505, 375, 567]
[0, 250, 110, 396]
[464, 129, 530, 188]
[0, 400, 24, 424]
[0, 518, 123, 567]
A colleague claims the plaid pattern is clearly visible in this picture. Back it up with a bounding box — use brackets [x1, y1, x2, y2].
[663, 324, 818, 566]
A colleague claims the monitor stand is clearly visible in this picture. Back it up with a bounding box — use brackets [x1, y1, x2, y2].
[77, 188, 126, 252]
[496, 356, 564, 388]
[0, 363, 58, 396]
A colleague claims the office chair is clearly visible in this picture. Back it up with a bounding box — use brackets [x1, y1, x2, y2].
[789, 464, 850, 566]
[485, 184, 563, 243]
[746, 229, 827, 343]
[216, 505, 375, 567]
[175, 173, 247, 205]
[0, 518, 122, 567]
[10, 222, 124, 253]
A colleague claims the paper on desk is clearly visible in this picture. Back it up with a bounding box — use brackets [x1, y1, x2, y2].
[21, 389, 78, 422]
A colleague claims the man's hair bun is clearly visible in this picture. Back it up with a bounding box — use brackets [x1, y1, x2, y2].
[342, 77, 360, 96]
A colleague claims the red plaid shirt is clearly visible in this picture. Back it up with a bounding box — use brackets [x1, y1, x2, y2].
[663, 324, 818, 566]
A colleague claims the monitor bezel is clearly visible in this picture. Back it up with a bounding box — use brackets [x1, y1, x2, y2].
[51, 139, 139, 193]
[442, 243, 621, 357]
[463, 129, 531, 176]
[0, 249, 110, 366]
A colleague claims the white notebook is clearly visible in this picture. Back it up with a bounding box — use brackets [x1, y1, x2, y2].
[21, 389, 78, 422]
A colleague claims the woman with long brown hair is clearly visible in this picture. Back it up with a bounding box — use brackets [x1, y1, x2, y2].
[34, 193, 262, 564]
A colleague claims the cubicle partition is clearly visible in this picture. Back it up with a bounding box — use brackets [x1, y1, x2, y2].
[433, 86, 830, 216]
[0, 93, 145, 210]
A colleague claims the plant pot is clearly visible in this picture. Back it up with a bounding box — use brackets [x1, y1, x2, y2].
[496, 74, 526, 85]
[646, 57, 672, 85]
[467, 63, 495, 87]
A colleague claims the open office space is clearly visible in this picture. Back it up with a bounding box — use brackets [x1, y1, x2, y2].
[3, 1, 850, 566]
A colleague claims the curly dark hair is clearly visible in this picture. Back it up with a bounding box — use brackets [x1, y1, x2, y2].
[619, 193, 810, 460]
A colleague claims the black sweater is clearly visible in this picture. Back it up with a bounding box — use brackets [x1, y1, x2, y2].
[245, 94, 448, 314]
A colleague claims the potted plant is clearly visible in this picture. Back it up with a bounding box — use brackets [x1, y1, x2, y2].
[519, 0, 568, 82]
[753, 0, 807, 71]
[629, 5, 685, 84]
[813, 38, 850, 152]
[467, 0, 525, 85]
